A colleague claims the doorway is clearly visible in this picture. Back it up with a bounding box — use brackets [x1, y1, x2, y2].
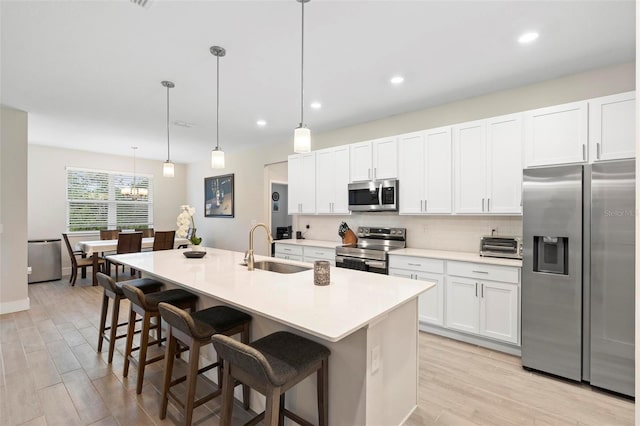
[270, 182, 292, 240]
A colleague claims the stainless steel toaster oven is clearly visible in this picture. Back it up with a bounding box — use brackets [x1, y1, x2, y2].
[480, 236, 523, 259]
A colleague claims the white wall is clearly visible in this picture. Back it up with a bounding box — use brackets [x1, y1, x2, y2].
[28, 145, 188, 272]
[0, 106, 29, 313]
[186, 62, 635, 255]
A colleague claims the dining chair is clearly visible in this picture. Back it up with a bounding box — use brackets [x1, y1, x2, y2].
[62, 233, 105, 286]
[100, 229, 120, 240]
[108, 231, 143, 281]
[153, 230, 175, 251]
[142, 228, 155, 238]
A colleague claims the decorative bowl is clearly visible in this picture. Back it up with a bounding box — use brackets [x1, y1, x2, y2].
[183, 251, 206, 259]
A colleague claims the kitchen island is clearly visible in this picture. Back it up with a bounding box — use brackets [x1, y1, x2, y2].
[108, 247, 434, 426]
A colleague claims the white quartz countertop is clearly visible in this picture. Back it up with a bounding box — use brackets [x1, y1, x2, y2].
[274, 239, 342, 249]
[391, 248, 523, 267]
[108, 248, 433, 342]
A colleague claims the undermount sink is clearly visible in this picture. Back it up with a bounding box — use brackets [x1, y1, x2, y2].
[252, 260, 311, 274]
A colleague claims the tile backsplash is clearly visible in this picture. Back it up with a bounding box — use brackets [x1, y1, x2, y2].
[293, 213, 522, 253]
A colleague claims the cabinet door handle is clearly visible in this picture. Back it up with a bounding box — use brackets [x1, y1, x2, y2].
[582, 144, 587, 161]
[482, 198, 485, 212]
[596, 142, 601, 160]
[475, 282, 478, 297]
[374, 167, 377, 179]
[407, 262, 422, 267]
[424, 199, 427, 212]
[472, 270, 489, 274]
[368, 168, 371, 179]
[420, 200, 423, 212]
[481, 283, 484, 298]
[487, 198, 490, 212]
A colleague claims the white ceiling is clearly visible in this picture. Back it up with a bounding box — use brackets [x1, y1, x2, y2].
[0, 0, 635, 163]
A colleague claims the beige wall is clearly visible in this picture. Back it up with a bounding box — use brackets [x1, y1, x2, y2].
[0, 106, 29, 313]
[28, 145, 188, 273]
[187, 62, 635, 255]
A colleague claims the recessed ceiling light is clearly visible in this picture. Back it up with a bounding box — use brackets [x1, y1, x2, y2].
[390, 75, 404, 85]
[518, 32, 539, 44]
[310, 102, 322, 109]
[256, 120, 267, 127]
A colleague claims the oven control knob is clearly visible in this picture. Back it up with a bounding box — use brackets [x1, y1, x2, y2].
[390, 230, 396, 235]
[363, 228, 369, 234]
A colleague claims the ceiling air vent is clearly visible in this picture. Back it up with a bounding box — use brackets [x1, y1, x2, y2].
[130, 0, 153, 9]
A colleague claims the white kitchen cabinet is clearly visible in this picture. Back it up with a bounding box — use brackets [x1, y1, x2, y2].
[479, 280, 519, 344]
[454, 114, 522, 214]
[446, 261, 519, 344]
[398, 128, 452, 214]
[524, 100, 588, 167]
[288, 152, 316, 214]
[589, 91, 636, 162]
[349, 137, 398, 182]
[453, 120, 487, 213]
[389, 255, 445, 326]
[316, 146, 350, 214]
[274, 243, 304, 262]
[303, 246, 336, 266]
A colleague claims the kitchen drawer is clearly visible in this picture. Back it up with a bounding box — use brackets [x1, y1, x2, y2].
[447, 260, 519, 284]
[274, 253, 304, 262]
[274, 244, 304, 257]
[303, 246, 335, 261]
[388, 255, 444, 274]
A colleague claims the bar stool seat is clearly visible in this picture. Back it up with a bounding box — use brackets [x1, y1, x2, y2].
[158, 303, 252, 426]
[212, 331, 330, 426]
[96, 272, 163, 363]
[121, 284, 199, 394]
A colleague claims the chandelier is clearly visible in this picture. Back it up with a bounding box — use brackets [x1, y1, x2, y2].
[121, 146, 148, 200]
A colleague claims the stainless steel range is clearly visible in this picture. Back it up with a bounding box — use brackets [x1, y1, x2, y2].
[335, 227, 406, 274]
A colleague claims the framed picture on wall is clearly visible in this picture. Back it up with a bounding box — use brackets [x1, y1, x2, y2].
[205, 173, 234, 218]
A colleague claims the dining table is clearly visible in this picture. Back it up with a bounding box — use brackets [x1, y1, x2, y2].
[77, 236, 190, 285]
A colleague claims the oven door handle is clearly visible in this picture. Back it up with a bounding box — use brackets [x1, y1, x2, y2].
[364, 260, 386, 269]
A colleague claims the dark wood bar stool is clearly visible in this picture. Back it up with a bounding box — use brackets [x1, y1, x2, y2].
[158, 302, 252, 426]
[96, 272, 163, 363]
[212, 331, 330, 426]
[121, 284, 199, 394]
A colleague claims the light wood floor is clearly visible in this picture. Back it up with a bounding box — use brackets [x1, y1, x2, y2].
[0, 277, 634, 426]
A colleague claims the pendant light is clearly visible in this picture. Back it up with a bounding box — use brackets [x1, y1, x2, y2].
[121, 147, 148, 200]
[210, 45, 226, 169]
[293, 0, 311, 153]
[161, 80, 175, 177]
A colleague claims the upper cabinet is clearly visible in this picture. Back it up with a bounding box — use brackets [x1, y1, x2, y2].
[399, 128, 452, 214]
[288, 152, 316, 215]
[588, 91, 636, 162]
[454, 114, 522, 214]
[349, 137, 398, 182]
[524, 101, 588, 167]
[316, 145, 350, 214]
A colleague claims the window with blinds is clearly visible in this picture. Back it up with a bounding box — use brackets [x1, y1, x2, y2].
[66, 167, 153, 232]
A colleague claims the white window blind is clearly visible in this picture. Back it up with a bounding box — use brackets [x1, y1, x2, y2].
[66, 167, 153, 232]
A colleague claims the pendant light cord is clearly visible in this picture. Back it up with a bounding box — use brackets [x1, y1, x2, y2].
[300, 0, 305, 126]
[166, 85, 171, 161]
[216, 54, 220, 150]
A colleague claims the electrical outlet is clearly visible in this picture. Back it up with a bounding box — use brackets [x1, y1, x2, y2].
[371, 345, 381, 373]
[306, 224, 310, 229]
[27, 266, 32, 274]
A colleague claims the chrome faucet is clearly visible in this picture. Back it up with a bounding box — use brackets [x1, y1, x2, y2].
[244, 223, 273, 271]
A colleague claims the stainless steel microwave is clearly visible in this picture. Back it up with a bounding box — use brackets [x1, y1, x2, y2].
[348, 180, 398, 212]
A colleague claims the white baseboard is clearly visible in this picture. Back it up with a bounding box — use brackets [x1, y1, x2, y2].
[0, 297, 30, 314]
[420, 323, 521, 356]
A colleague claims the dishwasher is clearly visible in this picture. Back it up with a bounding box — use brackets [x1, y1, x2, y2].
[28, 239, 62, 283]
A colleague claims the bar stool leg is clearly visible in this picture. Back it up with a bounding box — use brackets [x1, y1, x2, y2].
[219, 363, 235, 426]
[136, 312, 152, 394]
[264, 388, 281, 426]
[160, 327, 177, 420]
[123, 308, 137, 377]
[278, 395, 285, 426]
[184, 341, 201, 426]
[318, 359, 329, 426]
[97, 293, 109, 353]
[107, 295, 121, 363]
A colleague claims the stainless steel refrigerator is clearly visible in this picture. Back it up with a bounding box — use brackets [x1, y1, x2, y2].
[521, 160, 635, 397]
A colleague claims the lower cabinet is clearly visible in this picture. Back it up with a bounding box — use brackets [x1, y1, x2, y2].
[390, 254, 520, 347]
[274, 243, 335, 265]
[445, 275, 519, 344]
